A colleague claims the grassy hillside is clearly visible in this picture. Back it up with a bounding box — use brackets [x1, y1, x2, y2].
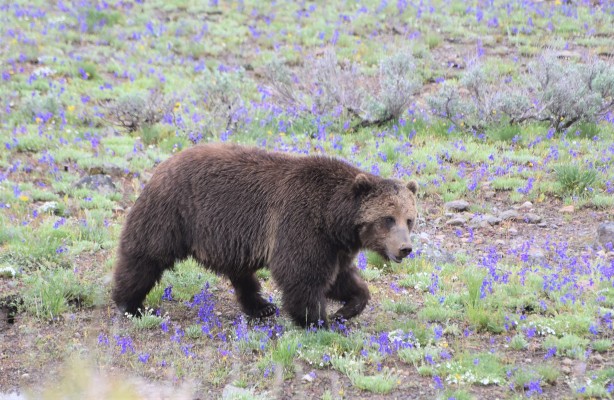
[1, 1, 614, 399]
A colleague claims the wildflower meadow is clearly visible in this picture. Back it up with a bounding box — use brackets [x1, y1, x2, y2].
[1, 0, 614, 399]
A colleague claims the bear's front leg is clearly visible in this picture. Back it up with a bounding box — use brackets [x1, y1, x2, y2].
[230, 274, 277, 319]
[283, 285, 329, 328]
[268, 231, 338, 328]
[269, 246, 337, 329]
[326, 262, 371, 322]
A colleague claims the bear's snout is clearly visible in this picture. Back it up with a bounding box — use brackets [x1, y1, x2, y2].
[398, 246, 412, 259]
[384, 228, 413, 262]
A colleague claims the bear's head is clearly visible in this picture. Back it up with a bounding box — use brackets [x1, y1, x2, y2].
[354, 174, 419, 263]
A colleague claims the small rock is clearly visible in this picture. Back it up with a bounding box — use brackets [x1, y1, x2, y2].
[508, 228, 518, 236]
[418, 232, 430, 243]
[537, 222, 548, 228]
[527, 248, 546, 265]
[597, 222, 614, 251]
[484, 191, 496, 199]
[446, 217, 466, 226]
[561, 366, 571, 375]
[444, 200, 470, 212]
[518, 201, 533, 211]
[485, 214, 502, 225]
[523, 213, 542, 224]
[499, 209, 520, 220]
[73, 174, 116, 194]
[571, 362, 587, 377]
[495, 240, 506, 246]
[419, 247, 456, 264]
[87, 163, 125, 177]
[562, 358, 573, 366]
[559, 205, 575, 213]
[469, 214, 501, 228]
[302, 373, 315, 383]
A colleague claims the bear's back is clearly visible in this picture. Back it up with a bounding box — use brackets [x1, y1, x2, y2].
[139, 144, 361, 271]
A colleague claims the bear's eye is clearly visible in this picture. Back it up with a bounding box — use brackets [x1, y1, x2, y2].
[384, 216, 395, 227]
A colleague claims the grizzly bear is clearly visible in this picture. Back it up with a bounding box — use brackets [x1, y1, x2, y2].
[112, 143, 419, 328]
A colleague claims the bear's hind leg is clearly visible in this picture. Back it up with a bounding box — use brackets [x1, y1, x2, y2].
[230, 274, 277, 318]
[326, 267, 371, 322]
[112, 252, 170, 316]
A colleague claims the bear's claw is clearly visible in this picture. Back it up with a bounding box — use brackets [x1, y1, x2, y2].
[249, 302, 277, 319]
[258, 303, 278, 318]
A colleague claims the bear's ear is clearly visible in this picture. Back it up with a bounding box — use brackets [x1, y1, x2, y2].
[353, 173, 374, 195]
[407, 180, 418, 195]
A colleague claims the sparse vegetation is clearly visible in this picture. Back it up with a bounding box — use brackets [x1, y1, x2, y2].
[1, 0, 614, 398]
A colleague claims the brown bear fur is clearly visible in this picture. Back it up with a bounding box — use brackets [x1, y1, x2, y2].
[111, 143, 419, 328]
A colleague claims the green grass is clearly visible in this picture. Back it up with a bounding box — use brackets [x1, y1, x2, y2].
[359, 267, 382, 282]
[348, 369, 399, 394]
[2, 0, 614, 397]
[145, 258, 220, 308]
[441, 352, 507, 385]
[22, 268, 102, 320]
[330, 355, 364, 376]
[270, 333, 301, 377]
[127, 307, 166, 330]
[487, 123, 521, 142]
[543, 334, 589, 359]
[491, 177, 525, 191]
[592, 339, 612, 353]
[381, 299, 417, 314]
[509, 334, 529, 351]
[186, 324, 203, 339]
[555, 164, 599, 197]
[418, 305, 458, 322]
